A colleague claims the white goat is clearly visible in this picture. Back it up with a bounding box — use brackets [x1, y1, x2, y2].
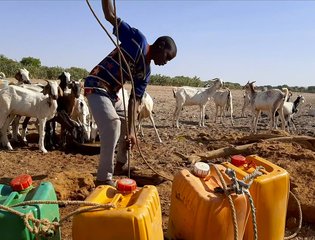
[172, 78, 223, 128]
[89, 89, 162, 143]
[0, 72, 6, 79]
[307, 104, 315, 117]
[241, 90, 251, 117]
[244, 81, 288, 133]
[71, 94, 91, 142]
[137, 92, 162, 143]
[213, 88, 234, 126]
[0, 81, 59, 153]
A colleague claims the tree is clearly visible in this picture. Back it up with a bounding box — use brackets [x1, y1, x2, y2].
[20, 57, 41, 67]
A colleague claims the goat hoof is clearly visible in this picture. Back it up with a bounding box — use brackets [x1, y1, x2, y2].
[41, 149, 48, 153]
[7, 145, 13, 151]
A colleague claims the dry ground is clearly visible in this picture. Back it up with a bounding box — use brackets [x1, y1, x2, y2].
[1, 83, 315, 239]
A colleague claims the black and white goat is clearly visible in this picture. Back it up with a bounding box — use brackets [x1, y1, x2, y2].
[58, 71, 71, 93]
[275, 95, 305, 132]
[14, 68, 31, 85]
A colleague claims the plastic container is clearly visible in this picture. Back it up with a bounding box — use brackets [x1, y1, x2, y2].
[167, 164, 250, 240]
[0, 79, 8, 89]
[72, 179, 163, 240]
[222, 155, 290, 240]
[0, 175, 61, 240]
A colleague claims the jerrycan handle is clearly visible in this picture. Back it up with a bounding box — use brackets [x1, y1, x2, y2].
[110, 193, 123, 207]
[2, 192, 19, 206]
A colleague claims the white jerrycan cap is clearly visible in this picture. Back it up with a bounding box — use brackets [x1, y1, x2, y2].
[192, 162, 210, 178]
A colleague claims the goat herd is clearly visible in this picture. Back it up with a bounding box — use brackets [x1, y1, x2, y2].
[0, 69, 312, 154]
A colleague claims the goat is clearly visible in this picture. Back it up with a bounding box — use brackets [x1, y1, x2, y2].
[89, 88, 129, 143]
[0, 72, 6, 79]
[306, 104, 315, 117]
[241, 91, 251, 117]
[172, 78, 223, 128]
[241, 89, 292, 119]
[213, 88, 234, 126]
[244, 81, 289, 133]
[89, 89, 162, 143]
[0, 81, 59, 153]
[137, 92, 162, 143]
[45, 80, 81, 148]
[58, 72, 71, 94]
[275, 95, 305, 132]
[71, 94, 91, 142]
[14, 68, 31, 84]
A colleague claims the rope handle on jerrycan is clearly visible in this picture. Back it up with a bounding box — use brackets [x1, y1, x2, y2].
[213, 164, 303, 240]
[210, 163, 264, 240]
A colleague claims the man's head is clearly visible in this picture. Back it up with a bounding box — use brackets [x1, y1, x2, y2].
[150, 36, 177, 66]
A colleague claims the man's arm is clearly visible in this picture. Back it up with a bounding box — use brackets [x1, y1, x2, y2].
[102, 0, 116, 26]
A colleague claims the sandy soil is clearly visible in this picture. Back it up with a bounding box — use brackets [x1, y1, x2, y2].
[1, 84, 315, 239]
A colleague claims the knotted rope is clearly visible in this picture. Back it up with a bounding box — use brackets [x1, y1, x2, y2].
[0, 199, 116, 239]
[211, 164, 263, 240]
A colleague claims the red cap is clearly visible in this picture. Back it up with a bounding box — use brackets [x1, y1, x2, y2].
[231, 155, 246, 167]
[116, 178, 137, 193]
[10, 174, 33, 191]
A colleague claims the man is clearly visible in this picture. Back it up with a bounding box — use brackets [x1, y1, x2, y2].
[84, 0, 177, 186]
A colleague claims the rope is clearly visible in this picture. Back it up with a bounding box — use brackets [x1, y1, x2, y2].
[85, 0, 172, 182]
[243, 190, 258, 240]
[0, 199, 115, 238]
[284, 191, 303, 239]
[209, 163, 239, 240]
[229, 166, 263, 240]
[212, 164, 264, 240]
[112, 0, 132, 178]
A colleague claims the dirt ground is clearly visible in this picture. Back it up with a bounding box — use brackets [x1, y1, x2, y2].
[1, 83, 315, 239]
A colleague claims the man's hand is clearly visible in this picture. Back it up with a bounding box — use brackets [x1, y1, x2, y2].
[126, 134, 136, 150]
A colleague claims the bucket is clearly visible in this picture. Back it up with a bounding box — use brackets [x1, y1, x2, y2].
[222, 155, 290, 240]
[72, 178, 163, 240]
[167, 163, 250, 240]
[0, 79, 8, 89]
[0, 174, 61, 240]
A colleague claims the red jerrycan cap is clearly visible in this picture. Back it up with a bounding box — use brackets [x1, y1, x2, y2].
[10, 174, 33, 191]
[116, 178, 137, 193]
[231, 155, 246, 167]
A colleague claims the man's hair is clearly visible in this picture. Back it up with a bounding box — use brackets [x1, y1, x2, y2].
[155, 36, 177, 53]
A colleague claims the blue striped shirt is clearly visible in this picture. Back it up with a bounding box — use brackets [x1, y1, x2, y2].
[84, 19, 151, 101]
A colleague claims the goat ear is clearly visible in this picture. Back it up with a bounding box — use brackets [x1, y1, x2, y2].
[58, 86, 63, 97]
[15, 72, 21, 81]
[41, 85, 49, 95]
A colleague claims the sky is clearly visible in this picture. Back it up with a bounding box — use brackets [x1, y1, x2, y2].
[1, 1, 315, 87]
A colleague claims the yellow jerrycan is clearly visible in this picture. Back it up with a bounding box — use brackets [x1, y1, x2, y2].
[72, 178, 163, 240]
[222, 155, 290, 240]
[167, 162, 251, 240]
